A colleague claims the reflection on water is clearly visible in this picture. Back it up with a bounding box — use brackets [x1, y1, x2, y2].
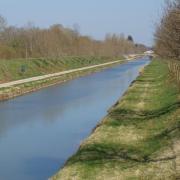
[0, 58, 150, 180]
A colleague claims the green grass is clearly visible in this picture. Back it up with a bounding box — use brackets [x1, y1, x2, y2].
[0, 56, 117, 82]
[52, 59, 180, 180]
[0, 61, 118, 101]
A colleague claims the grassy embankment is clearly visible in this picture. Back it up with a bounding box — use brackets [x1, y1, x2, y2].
[0, 56, 122, 100]
[0, 56, 117, 83]
[52, 60, 180, 180]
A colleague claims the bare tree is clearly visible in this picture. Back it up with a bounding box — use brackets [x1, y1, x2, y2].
[155, 0, 180, 59]
[155, 0, 180, 85]
[0, 15, 6, 32]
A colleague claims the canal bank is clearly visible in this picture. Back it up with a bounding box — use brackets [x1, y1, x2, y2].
[0, 58, 148, 180]
[0, 58, 137, 101]
[51, 59, 180, 180]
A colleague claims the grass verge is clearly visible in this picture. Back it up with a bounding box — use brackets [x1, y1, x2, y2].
[51, 59, 180, 180]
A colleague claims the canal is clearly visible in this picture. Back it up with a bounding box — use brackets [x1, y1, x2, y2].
[0, 57, 150, 180]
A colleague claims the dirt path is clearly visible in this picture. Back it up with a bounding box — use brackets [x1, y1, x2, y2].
[173, 140, 180, 179]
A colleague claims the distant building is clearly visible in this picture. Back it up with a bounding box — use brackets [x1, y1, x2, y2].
[144, 50, 154, 55]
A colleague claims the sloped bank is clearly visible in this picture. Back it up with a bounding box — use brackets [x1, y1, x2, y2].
[0, 60, 124, 101]
[0, 56, 115, 83]
[51, 60, 180, 180]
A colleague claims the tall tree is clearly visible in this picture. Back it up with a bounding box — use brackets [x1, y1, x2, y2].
[155, 0, 180, 59]
[0, 15, 6, 32]
[127, 35, 134, 43]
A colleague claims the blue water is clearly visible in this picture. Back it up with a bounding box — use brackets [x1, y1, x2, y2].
[0, 57, 150, 180]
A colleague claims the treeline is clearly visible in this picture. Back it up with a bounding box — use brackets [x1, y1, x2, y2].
[0, 15, 146, 59]
[155, 0, 180, 59]
[155, 0, 180, 85]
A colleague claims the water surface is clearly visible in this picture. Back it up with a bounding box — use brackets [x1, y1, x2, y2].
[0, 57, 150, 180]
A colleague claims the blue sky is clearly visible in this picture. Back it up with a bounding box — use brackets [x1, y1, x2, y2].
[0, 0, 165, 46]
